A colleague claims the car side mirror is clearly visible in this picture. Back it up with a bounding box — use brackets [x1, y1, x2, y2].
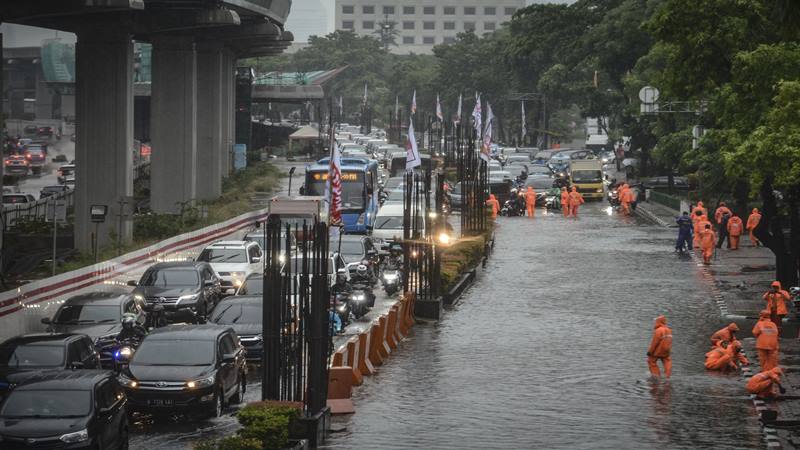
[204, 280, 215, 288]
[251, 256, 261, 264]
[222, 353, 236, 364]
[40, 317, 51, 325]
[337, 268, 347, 276]
[366, 249, 377, 257]
[127, 280, 138, 287]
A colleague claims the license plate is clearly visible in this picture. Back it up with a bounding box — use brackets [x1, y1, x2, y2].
[148, 399, 174, 407]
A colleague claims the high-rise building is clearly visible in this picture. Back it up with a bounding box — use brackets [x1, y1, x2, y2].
[334, 0, 526, 54]
[284, 0, 335, 44]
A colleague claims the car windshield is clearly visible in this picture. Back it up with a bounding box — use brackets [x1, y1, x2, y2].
[240, 275, 263, 295]
[140, 268, 199, 287]
[53, 304, 119, 324]
[284, 258, 335, 274]
[212, 303, 262, 325]
[339, 241, 364, 258]
[0, 344, 64, 368]
[527, 179, 555, 190]
[0, 390, 90, 418]
[197, 248, 247, 263]
[375, 216, 404, 230]
[133, 339, 215, 366]
[572, 170, 603, 183]
[3, 196, 28, 204]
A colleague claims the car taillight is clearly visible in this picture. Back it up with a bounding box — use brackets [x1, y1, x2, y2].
[25, 154, 32, 159]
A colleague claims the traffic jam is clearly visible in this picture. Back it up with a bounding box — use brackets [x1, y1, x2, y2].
[0, 122, 599, 449]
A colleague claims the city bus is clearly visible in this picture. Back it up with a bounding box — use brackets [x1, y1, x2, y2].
[302, 160, 379, 233]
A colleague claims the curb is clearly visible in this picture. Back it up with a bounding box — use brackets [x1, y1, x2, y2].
[634, 204, 670, 227]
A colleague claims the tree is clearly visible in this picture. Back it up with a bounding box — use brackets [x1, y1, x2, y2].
[374, 16, 400, 52]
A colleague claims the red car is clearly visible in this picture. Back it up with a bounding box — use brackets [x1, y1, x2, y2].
[3, 155, 29, 176]
[24, 147, 46, 175]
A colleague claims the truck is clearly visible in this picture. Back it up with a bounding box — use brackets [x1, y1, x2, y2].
[269, 196, 328, 239]
[569, 159, 604, 200]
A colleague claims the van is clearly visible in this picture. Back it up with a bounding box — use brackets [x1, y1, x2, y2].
[371, 203, 425, 242]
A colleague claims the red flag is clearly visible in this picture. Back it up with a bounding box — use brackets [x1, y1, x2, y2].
[328, 142, 344, 226]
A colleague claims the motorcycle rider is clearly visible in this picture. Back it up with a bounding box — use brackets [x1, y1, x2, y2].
[118, 313, 146, 343]
[675, 212, 693, 252]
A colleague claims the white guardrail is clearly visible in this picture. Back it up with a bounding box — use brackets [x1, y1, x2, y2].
[0, 207, 269, 340]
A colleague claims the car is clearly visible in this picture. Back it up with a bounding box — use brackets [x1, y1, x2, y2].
[524, 177, 557, 206]
[196, 241, 263, 293]
[243, 229, 296, 260]
[42, 290, 148, 369]
[40, 185, 71, 199]
[3, 155, 29, 176]
[0, 333, 102, 401]
[372, 203, 425, 243]
[57, 164, 75, 184]
[505, 154, 531, 165]
[283, 253, 349, 288]
[0, 371, 129, 450]
[337, 235, 380, 276]
[22, 125, 38, 136]
[211, 296, 263, 362]
[119, 325, 247, 418]
[130, 261, 222, 320]
[641, 175, 691, 190]
[234, 273, 263, 296]
[65, 174, 76, 188]
[527, 165, 553, 177]
[23, 147, 46, 174]
[2, 194, 36, 204]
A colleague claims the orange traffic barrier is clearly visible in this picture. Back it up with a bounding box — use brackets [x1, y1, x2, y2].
[385, 307, 399, 350]
[327, 366, 355, 415]
[404, 292, 416, 329]
[397, 297, 410, 336]
[376, 316, 391, 359]
[357, 331, 375, 376]
[345, 339, 363, 386]
[368, 321, 385, 366]
[331, 347, 346, 367]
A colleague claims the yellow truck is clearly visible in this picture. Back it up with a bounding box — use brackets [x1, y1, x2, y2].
[569, 159, 604, 200]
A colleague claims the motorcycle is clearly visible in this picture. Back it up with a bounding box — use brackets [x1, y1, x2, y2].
[143, 304, 168, 330]
[348, 289, 370, 319]
[500, 199, 526, 217]
[791, 287, 800, 317]
[607, 187, 620, 208]
[381, 269, 402, 295]
[112, 336, 141, 373]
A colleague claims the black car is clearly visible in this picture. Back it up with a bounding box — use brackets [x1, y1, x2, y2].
[0, 334, 101, 402]
[42, 290, 148, 368]
[129, 261, 222, 320]
[211, 296, 263, 362]
[40, 184, 71, 199]
[120, 325, 247, 418]
[234, 273, 263, 296]
[338, 235, 379, 278]
[0, 371, 128, 450]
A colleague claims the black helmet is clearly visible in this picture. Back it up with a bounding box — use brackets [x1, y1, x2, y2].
[121, 313, 136, 330]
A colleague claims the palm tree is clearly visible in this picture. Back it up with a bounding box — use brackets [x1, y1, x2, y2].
[374, 14, 399, 51]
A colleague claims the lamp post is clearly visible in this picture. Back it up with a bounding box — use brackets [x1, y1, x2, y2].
[288, 166, 296, 196]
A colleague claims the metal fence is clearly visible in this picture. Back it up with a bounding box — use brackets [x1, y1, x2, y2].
[262, 215, 330, 416]
[402, 170, 441, 301]
[1, 190, 74, 229]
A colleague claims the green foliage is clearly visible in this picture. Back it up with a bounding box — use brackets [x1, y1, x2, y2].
[194, 402, 301, 450]
[194, 437, 262, 450]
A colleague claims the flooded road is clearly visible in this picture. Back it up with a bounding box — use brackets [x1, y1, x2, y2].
[325, 203, 763, 449]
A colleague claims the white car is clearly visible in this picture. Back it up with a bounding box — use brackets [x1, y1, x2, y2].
[196, 241, 262, 294]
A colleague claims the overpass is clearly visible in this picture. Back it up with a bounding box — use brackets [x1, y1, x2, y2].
[1, 1, 293, 250]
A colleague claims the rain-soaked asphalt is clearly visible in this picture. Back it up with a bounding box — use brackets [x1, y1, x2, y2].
[324, 202, 763, 450]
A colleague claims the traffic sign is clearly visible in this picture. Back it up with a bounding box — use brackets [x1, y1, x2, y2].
[46, 199, 67, 223]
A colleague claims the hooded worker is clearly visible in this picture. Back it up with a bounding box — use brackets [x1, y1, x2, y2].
[647, 315, 673, 377]
[525, 186, 536, 218]
[752, 309, 779, 371]
[675, 212, 693, 252]
[764, 281, 790, 331]
[705, 340, 749, 371]
[710, 323, 739, 346]
[560, 187, 570, 218]
[727, 214, 744, 250]
[693, 210, 710, 248]
[746, 367, 784, 399]
[486, 194, 500, 219]
[619, 183, 632, 215]
[716, 212, 731, 249]
[714, 202, 732, 224]
[747, 208, 761, 246]
[568, 186, 585, 218]
[692, 201, 708, 224]
[698, 223, 716, 265]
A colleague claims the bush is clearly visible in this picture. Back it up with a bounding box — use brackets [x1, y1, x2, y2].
[195, 401, 301, 450]
[195, 436, 262, 450]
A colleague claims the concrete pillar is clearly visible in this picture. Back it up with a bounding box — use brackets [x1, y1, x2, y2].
[150, 36, 197, 213]
[195, 42, 224, 200]
[220, 49, 235, 176]
[74, 32, 134, 251]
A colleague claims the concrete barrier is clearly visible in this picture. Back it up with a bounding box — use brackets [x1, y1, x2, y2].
[368, 322, 385, 367]
[0, 207, 269, 339]
[376, 315, 391, 359]
[327, 366, 355, 415]
[357, 331, 375, 376]
[385, 306, 400, 351]
[345, 338, 363, 386]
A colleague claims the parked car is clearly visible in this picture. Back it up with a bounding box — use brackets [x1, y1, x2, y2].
[42, 290, 148, 369]
[3, 155, 29, 176]
[39, 185, 70, 199]
[119, 325, 247, 417]
[211, 296, 263, 362]
[57, 164, 75, 184]
[641, 176, 691, 190]
[0, 333, 102, 401]
[2, 194, 36, 204]
[196, 241, 263, 294]
[0, 371, 129, 450]
[130, 261, 222, 320]
[234, 273, 263, 296]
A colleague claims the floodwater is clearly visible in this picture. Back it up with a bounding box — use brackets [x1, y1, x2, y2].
[324, 203, 764, 449]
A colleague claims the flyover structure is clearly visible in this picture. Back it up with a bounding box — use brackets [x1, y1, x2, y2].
[1, 1, 293, 250]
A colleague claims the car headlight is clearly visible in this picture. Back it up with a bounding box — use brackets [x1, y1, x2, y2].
[59, 429, 89, 443]
[351, 294, 365, 302]
[118, 346, 134, 359]
[337, 305, 347, 313]
[383, 273, 398, 282]
[229, 271, 245, 278]
[596, 188, 603, 193]
[279, 254, 286, 263]
[178, 293, 200, 303]
[134, 294, 145, 302]
[187, 376, 215, 389]
[118, 374, 138, 388]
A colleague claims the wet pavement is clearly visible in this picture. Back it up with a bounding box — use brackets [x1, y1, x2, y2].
[325, 202, 764, 449]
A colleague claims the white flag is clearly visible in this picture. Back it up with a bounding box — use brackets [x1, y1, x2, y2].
[472, 94, 482, 135]
[481, 102, 494, 162]
[395, 95, 399, 116]
[436, 94, 443, 121]
[338, 96, 343, 116]
[521, 101, 527, 141]
[363, 82, 368, 105]
[406, 120, 421, 171]
[455, 93, 463, 124]
[411, 90, 417, 115]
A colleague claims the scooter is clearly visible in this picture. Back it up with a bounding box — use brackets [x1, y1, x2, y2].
[382, 269, 402, 295]
[348, 289, 370, 319]
[112, 336, 141, 373]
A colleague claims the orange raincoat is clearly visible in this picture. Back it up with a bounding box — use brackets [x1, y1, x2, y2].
[710, 323, 739, 346]
[692, 201, 708, 224]
[486, 194, 500, 218]
[705, 341, 749, 371]
[568, 187, 585, 218]
[727, 215, 744, 250]
[714, 203, 732, 224]
[525, 187, 536, 217]
[560, 188, 570, 218]
[752, 310, 779, 371]
[746, 367, 783, 399]
[698, 225, 716, 265]
[647, 315, 673, 377]
[746, 208, 761, 246]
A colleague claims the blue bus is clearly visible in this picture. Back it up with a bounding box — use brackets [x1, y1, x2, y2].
[303, 159, 379, 233]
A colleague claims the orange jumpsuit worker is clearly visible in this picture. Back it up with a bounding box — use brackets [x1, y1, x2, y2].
[647, 315, 673, 377]
[560, 187, 570, 218]
[746, 208, 761, 246]
[752, 309, 779, 371]
[698, 223, 716, 265]
[693, 211, 710, 248]
[692, 201, 708, 224]
[621, 184, 635, 216]
[525, 186, 536, 218]
[486, 194, 500, 219]
[710, 323, 739, 346]
[618, 183, 630, 215]
[714, 202, 732, 225]
[764, 281, 790, 331]
[727, 214, 744, 250]
[568, 187, 585, 218]
[746, 367, 784, 399]
[705, 341, 749, 371]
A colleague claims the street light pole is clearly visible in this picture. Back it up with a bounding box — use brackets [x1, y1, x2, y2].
[287, 166, 296, 196]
